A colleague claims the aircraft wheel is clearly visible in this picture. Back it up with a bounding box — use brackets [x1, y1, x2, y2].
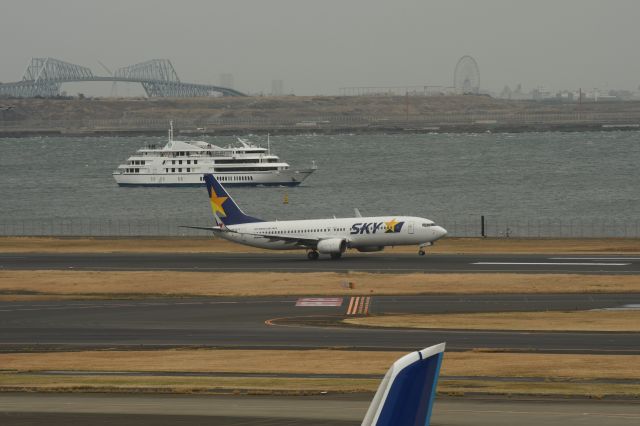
[308, 251, 319, 260]
[418, 249, 426, 256]
[330, 252, 342, 260]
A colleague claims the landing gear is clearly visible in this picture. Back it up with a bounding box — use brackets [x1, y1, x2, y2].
[418, 242, 432, 256]
[330, 252, 342, 260]
[307, 251, 319, 260]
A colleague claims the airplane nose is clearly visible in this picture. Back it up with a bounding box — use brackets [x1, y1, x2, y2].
[435, 226, 447, 239]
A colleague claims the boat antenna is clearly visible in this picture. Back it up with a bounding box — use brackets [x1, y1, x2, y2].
[169, 121, 174, 142]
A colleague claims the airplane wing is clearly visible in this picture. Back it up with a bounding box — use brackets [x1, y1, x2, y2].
[239, 231, 322, 248]
[180, 226, 323, 248]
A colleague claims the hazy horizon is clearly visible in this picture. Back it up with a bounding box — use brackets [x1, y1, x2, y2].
[1, 0, 640, 96]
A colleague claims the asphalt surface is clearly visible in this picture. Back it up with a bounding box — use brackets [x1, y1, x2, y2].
[1, 294, 639, 353]
[1, 253, 640, 273]
[1, 394, 640, 426]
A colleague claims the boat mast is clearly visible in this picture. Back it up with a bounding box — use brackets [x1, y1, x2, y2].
[169, 121, 174, 142]
[267, 133, 271, 156]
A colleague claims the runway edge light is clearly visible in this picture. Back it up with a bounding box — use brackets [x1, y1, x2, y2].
[361, 342, 446, 426]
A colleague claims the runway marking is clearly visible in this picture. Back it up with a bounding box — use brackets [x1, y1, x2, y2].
[295, 298, 343, 307]
[346, 296, 371, 315]
[550, 257, 640, 260]
[473, 262, 630, 266]
[442, 408, 640, 419]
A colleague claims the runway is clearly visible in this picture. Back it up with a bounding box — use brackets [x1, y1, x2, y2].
[1, 393, 640, 426]
[1, 294, 638, 353]
[1, 253, 640, 273]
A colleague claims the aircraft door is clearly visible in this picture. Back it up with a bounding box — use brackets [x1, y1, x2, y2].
[408, 222, 414, 234]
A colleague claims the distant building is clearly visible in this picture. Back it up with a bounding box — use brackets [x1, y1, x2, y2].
[271, 79, 284, 96]
[220, 73, 234, 89]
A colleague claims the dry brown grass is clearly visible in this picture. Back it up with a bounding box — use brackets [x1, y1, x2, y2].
[1, 374, 638, 398]
[1, 237, 639, 254]
[2, 349, 640, 380]
[0, 270, 639, 299]
[345, 311, 640, 332]
[3, 350, 640, 397]
[0, 373, 379, 394]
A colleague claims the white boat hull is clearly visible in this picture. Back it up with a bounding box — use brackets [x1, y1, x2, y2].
[113, 168, 315, 187]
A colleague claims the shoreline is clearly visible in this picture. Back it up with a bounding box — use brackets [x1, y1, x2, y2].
[1, 121, 639, 138]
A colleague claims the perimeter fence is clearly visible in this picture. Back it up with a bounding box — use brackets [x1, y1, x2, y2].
[1, 217, 638, 238]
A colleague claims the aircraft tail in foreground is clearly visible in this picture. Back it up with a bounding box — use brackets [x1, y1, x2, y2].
[362, 343, 445, 426]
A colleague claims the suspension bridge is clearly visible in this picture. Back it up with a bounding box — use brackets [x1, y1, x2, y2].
[0, 58, 245, 98]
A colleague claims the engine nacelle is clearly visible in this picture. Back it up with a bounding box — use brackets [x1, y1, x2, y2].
[317, 238, 347, 254]
[356, 246, 384, 252]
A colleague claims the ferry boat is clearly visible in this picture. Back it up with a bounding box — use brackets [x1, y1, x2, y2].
[113, 123, 317, 187]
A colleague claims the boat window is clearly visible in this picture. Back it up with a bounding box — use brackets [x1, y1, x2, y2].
[194, 160, 198, 165]
[172, 168, 175, 172]
[186, 168, 190, 172]
[179, 160, 182, 165]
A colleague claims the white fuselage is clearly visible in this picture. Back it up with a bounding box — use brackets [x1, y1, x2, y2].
[218, 216, 446, 251]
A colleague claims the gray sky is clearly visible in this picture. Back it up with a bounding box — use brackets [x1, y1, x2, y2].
[1, 0, 639, 95]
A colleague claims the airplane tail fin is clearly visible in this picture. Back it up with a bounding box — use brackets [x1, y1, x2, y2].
[362, 343, 445, 426]
[204, 174, 263, 226]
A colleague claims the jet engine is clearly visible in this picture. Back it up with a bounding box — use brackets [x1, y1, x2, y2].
[317, 238, 347, 254]
[356, 246, 384, 252]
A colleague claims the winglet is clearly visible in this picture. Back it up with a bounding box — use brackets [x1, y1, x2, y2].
[203, 174, 264, 226]
[362, 343, 445, 426]
[354, 208, 362, 218]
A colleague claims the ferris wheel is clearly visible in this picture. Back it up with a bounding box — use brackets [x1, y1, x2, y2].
[453, 55, 480, 94]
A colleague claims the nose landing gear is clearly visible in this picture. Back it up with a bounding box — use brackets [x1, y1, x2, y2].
[418, 242, 432, 256]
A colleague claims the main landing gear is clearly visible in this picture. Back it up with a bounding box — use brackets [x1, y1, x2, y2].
[307, 251, 343, 260]
[418, 249, 426, 256]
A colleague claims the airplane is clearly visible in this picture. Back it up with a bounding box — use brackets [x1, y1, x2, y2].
[362, 342, 446, 426]
[187, 174, 447, 260]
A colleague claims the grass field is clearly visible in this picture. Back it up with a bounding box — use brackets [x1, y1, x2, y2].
[1, 349, 639, 398]
[344, 310, 640, 332]
[1, 270, 639, 299]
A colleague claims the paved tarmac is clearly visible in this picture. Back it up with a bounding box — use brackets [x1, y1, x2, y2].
[1, 393, 640, 426]
[1, 253, 639, 274]
[1, 294, 638, 353]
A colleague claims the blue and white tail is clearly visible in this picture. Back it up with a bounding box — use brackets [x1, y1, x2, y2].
[362, 343, 445, 426]
[204, 174, 263, 226]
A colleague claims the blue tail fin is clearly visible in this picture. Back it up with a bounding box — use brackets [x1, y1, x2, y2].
[204, 174, 263, 226]
[362, 343, 445, 426]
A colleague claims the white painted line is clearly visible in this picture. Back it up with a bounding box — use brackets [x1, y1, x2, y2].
[550, 257, 640, 260]
[296, 297, 343, 307]
[473, 262, 630, 266]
